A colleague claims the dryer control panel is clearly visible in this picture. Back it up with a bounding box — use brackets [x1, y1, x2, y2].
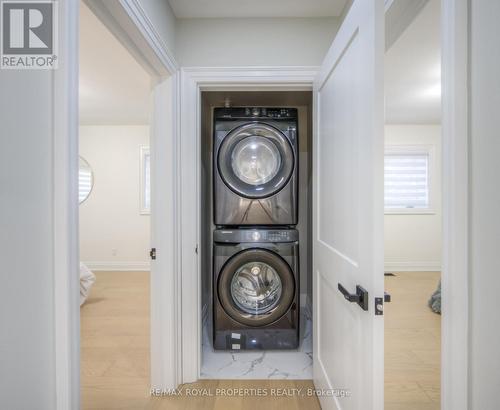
[214, 228, 299, 244]
[214, 107, 298, 120]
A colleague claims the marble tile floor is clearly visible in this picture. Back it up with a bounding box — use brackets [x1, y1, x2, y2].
[201, 308, 313, 380]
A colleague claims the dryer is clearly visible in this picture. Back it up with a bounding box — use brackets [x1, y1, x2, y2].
[213, 107, 298, 226]
[213, 228, 299, 350]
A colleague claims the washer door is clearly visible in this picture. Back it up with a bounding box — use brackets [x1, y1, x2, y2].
[218, 248, 295, 327]
[218, 123, 294, 199]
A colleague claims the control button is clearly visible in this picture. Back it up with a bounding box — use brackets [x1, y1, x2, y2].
[252, 107, 260, 116]
[252, 231, 261, 241]
[245, 108, 251, 115]
[261, 108, 267, 116]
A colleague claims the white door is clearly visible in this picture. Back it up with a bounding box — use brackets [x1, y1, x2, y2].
[313, 1, 385, 409]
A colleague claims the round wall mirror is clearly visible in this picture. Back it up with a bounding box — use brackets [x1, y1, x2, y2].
[79, 156, 94, 204]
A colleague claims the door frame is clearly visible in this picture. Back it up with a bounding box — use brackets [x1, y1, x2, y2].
[179, 66, 318, 382]
[440, 0, 469, 408]
[54, 1, 180, 408]
[54, 0, 469, 408]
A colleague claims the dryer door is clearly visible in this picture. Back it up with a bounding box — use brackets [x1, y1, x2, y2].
[218, 248, 295, 326]
[218, 123, 294, 199]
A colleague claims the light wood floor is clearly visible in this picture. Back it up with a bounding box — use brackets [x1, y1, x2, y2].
[384, 271, 441, 410]
[81, 271, 320, 409]
[81, 270, 441, 409]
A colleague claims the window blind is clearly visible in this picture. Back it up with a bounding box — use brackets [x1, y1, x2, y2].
[384, 153, 429, 209]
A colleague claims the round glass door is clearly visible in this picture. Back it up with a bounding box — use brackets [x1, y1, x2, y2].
[218, 123, 294, 199]
[231, 136, 281, 186]
[218, 249, 295, 327]
[230, 261, 282, 315]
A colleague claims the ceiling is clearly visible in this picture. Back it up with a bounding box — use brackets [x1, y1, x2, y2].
[168, 0, 348, 19]
[385, 0, 441, 124]
[79, 3, 151, 125]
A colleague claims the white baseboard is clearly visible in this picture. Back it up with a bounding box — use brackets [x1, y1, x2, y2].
[384, 261, 441, 272]
[83, 261, 151, 271]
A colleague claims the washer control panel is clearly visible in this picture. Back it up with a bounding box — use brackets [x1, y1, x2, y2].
[215, 107, 298, 120]
[214, 228, 299, 243]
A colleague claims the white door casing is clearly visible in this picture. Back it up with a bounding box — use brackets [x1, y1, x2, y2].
[179, 67, 318, 383]
[150, 75, 182, 389]
[313, 1, 385, 409]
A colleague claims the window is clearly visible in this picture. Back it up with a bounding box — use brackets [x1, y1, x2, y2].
[140, 146, 150, 214]
[384, 146, 434, 213]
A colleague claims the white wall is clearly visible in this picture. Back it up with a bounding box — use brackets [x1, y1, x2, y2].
[79, 126, 150, 270]
[384, 125, 442, 271]
[175, 17, 340, 67]
[469, 0, 500, 407]
[0, 71, 56, 410]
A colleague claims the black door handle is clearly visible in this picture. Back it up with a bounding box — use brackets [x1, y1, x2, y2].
[337, 283, 369, 311]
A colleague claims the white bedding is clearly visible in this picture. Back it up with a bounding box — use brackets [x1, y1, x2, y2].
[80, 262, 96, 306]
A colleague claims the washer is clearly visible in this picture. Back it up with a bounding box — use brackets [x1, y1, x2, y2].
[214, 107, 298, 226]
[213, 228, 299, 350]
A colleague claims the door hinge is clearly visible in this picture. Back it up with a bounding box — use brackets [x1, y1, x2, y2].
[375, 292, 391, 316]
[150, 248, 156, 260]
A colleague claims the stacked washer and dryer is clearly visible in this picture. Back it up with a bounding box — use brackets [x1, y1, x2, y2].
[213, 107, 300, 350]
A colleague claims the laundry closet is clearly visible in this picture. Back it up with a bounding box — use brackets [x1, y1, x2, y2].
[199, 91, 313, 378]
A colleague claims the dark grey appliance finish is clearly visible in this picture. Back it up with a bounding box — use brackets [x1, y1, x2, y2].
[214, 107, 298, 226]
[213, 228, 299, 350]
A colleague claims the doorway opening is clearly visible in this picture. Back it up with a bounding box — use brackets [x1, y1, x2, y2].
[79, 2, 153, 408]
[384, 1, 442, 409]
[199, 91, 314, 379]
